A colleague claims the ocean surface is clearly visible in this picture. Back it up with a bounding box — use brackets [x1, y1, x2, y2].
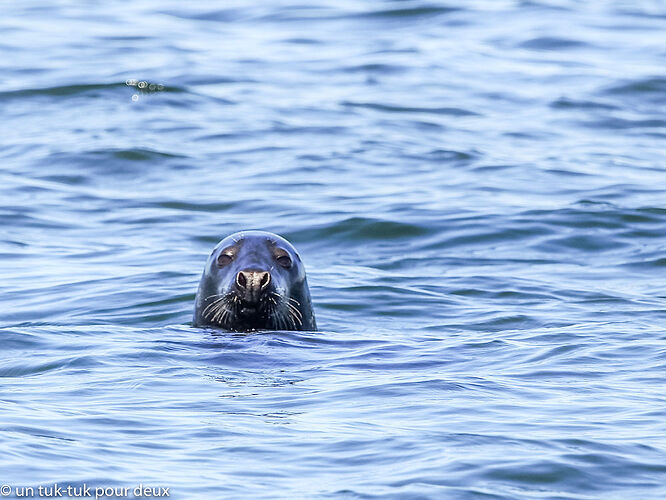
[1, 1, 666, 498]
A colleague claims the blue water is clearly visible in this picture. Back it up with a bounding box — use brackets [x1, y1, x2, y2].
[2, 1, 666, 498]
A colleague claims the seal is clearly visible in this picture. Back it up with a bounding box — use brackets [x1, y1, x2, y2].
[193, 230, 316, 332]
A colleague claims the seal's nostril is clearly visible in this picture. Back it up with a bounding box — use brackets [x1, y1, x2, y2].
[259, 271, 270, 290]
[236, 271, 247, 289]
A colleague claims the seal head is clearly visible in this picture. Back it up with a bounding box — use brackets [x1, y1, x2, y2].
[193, 231, 316, 331]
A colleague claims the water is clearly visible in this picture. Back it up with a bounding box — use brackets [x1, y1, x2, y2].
[2, 1, 666, 498]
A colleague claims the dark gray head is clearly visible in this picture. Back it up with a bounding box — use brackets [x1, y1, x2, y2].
[193, 231, 316, 332]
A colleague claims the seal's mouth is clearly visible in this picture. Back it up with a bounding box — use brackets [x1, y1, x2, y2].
[239, 303, 259, 317]
[202, 289, 302, 331]
[235, 296, 272, 326]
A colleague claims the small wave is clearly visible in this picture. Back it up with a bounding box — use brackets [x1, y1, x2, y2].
[622, 258, 666, 269]
[523, 204, 666, 228]
[424, 149, 479, 162]
[42, 148, 187, 174]
[105, 148, 186, 161]
[339, 63, 408, 75]
[518, 0, 573, 10]
[286, 217, 433, 242]
[0, 355, 98, 378]
[159, 7, 253, 22]
[537, 234, 630, 252]
[149, 200, 237, 212]
[354, 6, 462, 19]
[550, 97, 619, 110]
[603, 77, 666, 103]
[580, 117, 666, 130]
[0, 82, 183, 101]
[518, 36, 588, 50]
[342, 101, 478, 116]
[0, 83, 125, 100]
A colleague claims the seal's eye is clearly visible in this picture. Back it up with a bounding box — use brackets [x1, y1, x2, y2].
[217, 253, 233, 267]
[276, 255, 292, 269]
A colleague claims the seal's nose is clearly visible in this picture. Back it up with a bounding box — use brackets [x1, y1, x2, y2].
[235, 269, 271, 303]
